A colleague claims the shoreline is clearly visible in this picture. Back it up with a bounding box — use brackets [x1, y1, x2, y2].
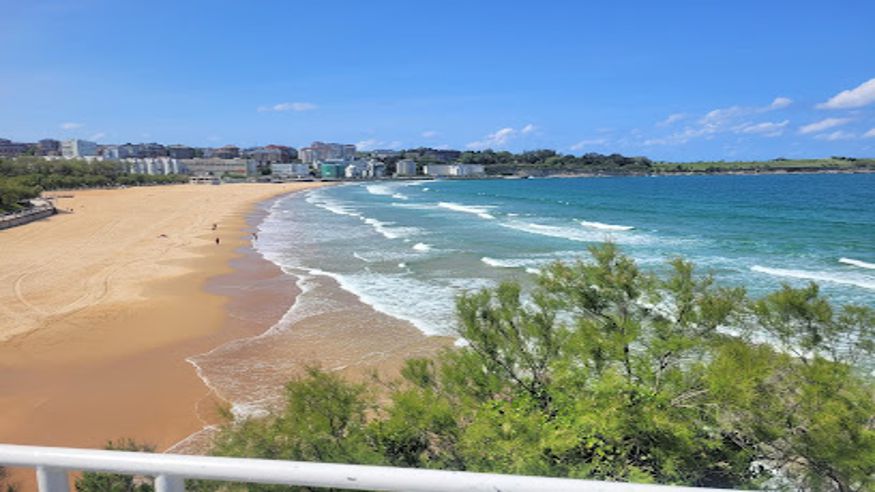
[0, 183, 326, 487]
[177, 191, 455, 451]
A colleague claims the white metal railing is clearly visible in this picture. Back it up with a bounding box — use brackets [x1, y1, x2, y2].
[0, 444, 736, 492]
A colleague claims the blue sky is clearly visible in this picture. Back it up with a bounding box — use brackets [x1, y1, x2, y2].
[2, 1, 874, 161]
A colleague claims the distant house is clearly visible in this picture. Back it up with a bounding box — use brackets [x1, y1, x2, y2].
[271, 163, 310, 178]
[395, 159, 417, 177]
[61, 139, 98, 158]
[181, 158, 255, 177]
[423, 164, 484, 177]
[320, 161, 347, 179]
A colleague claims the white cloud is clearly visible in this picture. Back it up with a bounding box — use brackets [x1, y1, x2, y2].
[60, 122, 82, 130]
[815, 130, 856, 141]
[570, 138, 608, 151]
[258, 102, 317, 112]
[466, 127, 516, 149]
[798, 117, 852, 134]
[657, 113, 686, 126]
[863, 128, 875, 139]
[817, 78, 875, 109]
[89, 132, 106, 141]
[356, 139, 402, 151]
[769, 97, 793, 109]
[466, 123, 537, 150]
[421, 130, 439, 138]
[733, 120, 789, 137]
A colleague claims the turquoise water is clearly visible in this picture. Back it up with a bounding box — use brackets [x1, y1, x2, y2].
[256, 174, 875, 336]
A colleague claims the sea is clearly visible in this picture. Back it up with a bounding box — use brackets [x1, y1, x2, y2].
[183, 173, 875, 427]
[257, 173, 875, 336]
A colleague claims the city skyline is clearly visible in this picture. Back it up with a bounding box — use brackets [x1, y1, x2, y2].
[2, 1, 875, 161]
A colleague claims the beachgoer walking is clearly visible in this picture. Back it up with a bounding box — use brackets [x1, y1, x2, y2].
[251, 232, 258, 241]
[215, 237, 220, 245]
[212, 223, 218, 231]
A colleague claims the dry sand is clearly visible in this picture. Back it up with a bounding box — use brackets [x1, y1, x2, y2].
[0, 184, 324, 482]
[0, 182, 452, 489]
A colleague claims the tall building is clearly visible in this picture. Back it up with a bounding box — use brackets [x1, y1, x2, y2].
[250, 145, 296, 165]
[0, 138, 33, 157]
[299, 142, 356, 164]
[395, 159, 417, 176]
[213, 145, 240, 159]
[61, 139, 98, 158]
[37, 139, 61, 156]
[167, 145, 196, 159]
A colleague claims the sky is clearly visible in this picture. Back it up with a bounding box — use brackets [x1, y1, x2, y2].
[1, 0, 874, 161]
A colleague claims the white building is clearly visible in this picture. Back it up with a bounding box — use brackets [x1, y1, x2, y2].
[452, 164, 485, 176]
[366, 160, 386, 178]
[123, 157, 182, 175]
[61, 139, 98, 159]
[423, 164, 485, 177]
[271, 163, 311, 178]
[395, 159, 417, 176]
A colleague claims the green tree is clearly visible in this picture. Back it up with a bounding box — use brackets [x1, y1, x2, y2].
[208, 245, 875, 490]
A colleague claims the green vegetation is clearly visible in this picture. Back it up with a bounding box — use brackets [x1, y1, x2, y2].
[0, 157, 188, 212]
[191, 244, 874, 491]
[654, 156, 875, 174]
[75, 439, 156, 492]
[457, 150, 653, 175]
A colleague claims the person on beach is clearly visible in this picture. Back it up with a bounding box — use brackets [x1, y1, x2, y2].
[251, 232, 258, 241]
[212, 223, 218, 231]
[215, 237, 220, 245]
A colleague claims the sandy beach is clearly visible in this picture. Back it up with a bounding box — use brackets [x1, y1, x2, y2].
[0, 182, 453, 488]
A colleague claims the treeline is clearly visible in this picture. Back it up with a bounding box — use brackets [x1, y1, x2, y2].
[0, 157, 187, 212]
[458, 150, 654, 175]
[654, 157, 875, 174]
[81, 245, 865, 491]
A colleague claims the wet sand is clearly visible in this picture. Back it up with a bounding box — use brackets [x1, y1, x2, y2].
[0, 183, 324, 486]
[0, 183, 452, 489]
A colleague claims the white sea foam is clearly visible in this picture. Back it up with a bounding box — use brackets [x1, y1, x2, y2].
[500, 220, 651, 245]
[525, 267, 542, 275]
[365, 184, 394, 196]
[392, 193, 408, 200]
[306, 192, 361, 218]
[438, 201, 496, 220]
[751, 265, 875, 291]
[362, 217, 419, 240]
[580, 220, 635, 231]
[353, 251, 373, 263]
[839, 257, 875, 270]
[303, 268, 463, 335]
[412, 242, 432, 252]
[481, 256, 536, 268]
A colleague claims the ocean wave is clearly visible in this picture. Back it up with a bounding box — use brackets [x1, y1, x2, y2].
[365, 184, 394, 196]
[391, 193, 408, 200]
[525, 267, 542, 275]
[839, 257, 875, 270]
[580, 220, 635, 231]
[413, 242, 432, 252]
[438, 202, 496, 220]
[481, 256, 537, 268]
[500, 220, 651, 245]
[306, 193, 361, 218]
[360, 217, 420, 240]
[303, 268, 461, 336]
[751, 265, 875, 291]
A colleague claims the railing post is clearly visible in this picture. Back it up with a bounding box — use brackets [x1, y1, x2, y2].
[155, 474, 185, 492]
[36, 466, 69, 492]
